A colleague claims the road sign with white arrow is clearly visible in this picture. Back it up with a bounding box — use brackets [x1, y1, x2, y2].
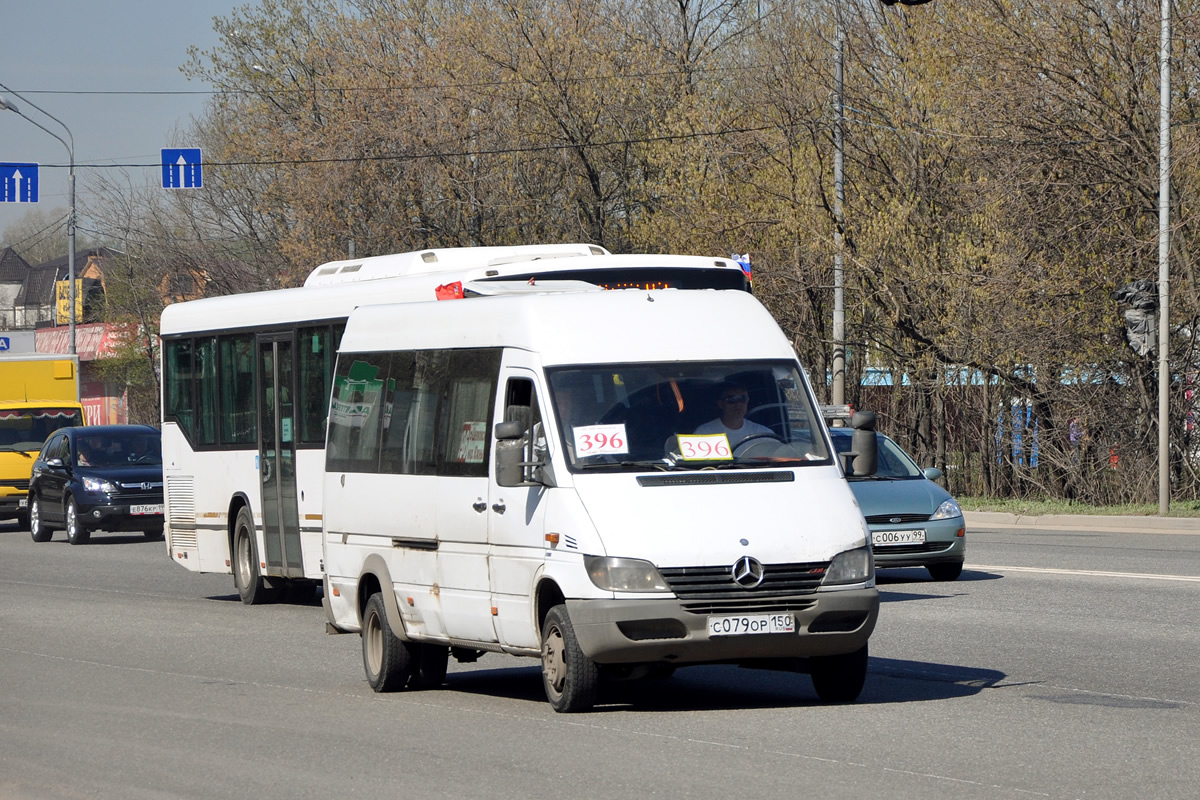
[161, 148, 203, 189]
[0, 162, 39, 202]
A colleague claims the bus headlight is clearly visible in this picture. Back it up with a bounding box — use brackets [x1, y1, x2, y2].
[584, 556, 670, 592]
[823, 546, 874, 585]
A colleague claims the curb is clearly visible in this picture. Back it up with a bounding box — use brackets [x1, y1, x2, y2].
[964, 511, 1199, 534]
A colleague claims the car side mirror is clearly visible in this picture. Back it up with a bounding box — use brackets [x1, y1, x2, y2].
[923, 466, 943, 481]
[46, 457, 64, 469]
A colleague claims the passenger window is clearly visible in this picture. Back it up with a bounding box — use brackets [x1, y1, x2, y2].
[195, 337, 218, 446]
[219, 334, 256, 445]
[297, 325, 336, 446]
[164, 339, 195, 438]
[327, 353, 390, 473]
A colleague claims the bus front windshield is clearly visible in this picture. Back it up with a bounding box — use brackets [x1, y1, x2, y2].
[547, 362, 831, 471]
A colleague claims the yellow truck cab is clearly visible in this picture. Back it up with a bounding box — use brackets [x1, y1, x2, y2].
[0, 355, 86, 528]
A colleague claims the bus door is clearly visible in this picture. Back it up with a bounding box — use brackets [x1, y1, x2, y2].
[257, 334, 303, 578]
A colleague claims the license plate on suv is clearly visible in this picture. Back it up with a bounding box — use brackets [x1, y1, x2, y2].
[130, 504, 164, 516]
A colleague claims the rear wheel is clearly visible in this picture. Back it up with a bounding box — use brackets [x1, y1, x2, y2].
[15, 509, 29, 532]
[927, 561, 963, 581]
[540, 604, 599, 713]
[144, 527, 164, 541]
[29, 495, 52, 543]
[810, 643, 868, 703]
[65, 498, 90, 545]
[232, 507, 274, 605]
[362, 592, 415, 692]
[410, 644, 450, 690]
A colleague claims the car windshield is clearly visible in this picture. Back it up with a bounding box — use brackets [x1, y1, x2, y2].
[830, 431, 923, 479]
[547, 360, 831, 472]
[0, 408, 85, 451]
[75, 431, 162, 467]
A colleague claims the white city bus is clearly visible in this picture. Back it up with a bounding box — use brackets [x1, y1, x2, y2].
[159, 244, 751, 604]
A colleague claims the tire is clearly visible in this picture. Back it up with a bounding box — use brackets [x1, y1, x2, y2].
[144, 528, 164, 541]
[927, 561, 964, 582]
[65, 498, 90, 545]
[362, 592, 415, 692]
[232, 507, 274, 605]
[29, 495, 52, 543]
[810, 643, 868, 704]
[410, 644, 450, 690]
[15, 509, 30, 532]
[540, 604, 599, 713]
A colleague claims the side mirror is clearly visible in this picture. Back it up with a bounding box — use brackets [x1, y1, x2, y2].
[923, 466, 943, 481]
[495, 421, 526, 487]
[46, 457, 64, 469]
[840, 410, 878, 477]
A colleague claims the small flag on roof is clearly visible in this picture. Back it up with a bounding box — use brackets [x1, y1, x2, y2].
[731, 253, 752, 282]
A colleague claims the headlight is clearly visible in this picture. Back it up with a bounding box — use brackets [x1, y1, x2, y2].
[584, 556, 670, 592]
[824, 546, 874, 586]
[931, 498, 963, 520]
[82, 477, 117, 494]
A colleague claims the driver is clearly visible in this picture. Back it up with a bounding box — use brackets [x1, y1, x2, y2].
[694, 381, 773, 447]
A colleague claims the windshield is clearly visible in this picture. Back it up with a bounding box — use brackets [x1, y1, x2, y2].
[830, 431, 923, 479]
[0, 408, 85, 452]
[547, 361, 831, 472]
[74, 431, 162, 467]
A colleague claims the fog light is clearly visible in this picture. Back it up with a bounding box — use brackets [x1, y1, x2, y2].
[93, 510, 102, 518]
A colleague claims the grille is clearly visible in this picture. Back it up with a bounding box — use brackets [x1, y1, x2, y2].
[659, 561, 828, 614]
[865, 512, 929, 525]
[112, 481, 164, 503]
[166, 476, 195, 528]
[0, 479, 30, 491]
[873, 542, 955, 556]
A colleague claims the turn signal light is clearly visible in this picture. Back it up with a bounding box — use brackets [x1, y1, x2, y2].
[545, 532, 560, 546]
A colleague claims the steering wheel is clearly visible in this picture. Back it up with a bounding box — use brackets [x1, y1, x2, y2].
[732, 433, 782, 458]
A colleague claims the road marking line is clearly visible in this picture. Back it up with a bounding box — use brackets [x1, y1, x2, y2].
[970, 564, 1200, 583]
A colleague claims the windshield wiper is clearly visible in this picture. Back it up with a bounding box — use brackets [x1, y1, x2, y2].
[0, 446, 33, 457]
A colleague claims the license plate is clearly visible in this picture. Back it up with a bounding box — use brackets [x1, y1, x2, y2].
[708, 613, 795, 637]
[872, 529, 926, 546]
[19, 498, 27, 508]
[130, 504, 164, 516]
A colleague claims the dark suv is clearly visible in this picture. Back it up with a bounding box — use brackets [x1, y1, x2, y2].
[29, 425, 164, 545]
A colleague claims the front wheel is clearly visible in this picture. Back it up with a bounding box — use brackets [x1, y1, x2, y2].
[65, 498, 90, 545]
[541, 604, 599, 713]
[362, 592, 415, 692]
[29, 495, 52, 543]
[232, 507, 274, 605]
[927, 561, 963, 582]
[810, 643, 868, 703]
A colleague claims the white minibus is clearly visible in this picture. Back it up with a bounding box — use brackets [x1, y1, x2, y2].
[322, 286, 880, 712]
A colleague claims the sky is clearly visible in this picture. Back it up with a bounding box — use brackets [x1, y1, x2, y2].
[0, 0, 241, 248]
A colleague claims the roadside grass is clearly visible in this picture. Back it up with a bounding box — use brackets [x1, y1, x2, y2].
[958, 496, 1200, 518]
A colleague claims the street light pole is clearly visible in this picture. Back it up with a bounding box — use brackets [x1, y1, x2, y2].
[0, 88, 76, 355]
[1157, 0, 1171, 514]
[832, 26, 847, 408]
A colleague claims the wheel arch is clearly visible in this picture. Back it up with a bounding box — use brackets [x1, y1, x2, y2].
[534, 576, 566, 636]
[359, 553, 410, 641]
[227, 493, 254, 558]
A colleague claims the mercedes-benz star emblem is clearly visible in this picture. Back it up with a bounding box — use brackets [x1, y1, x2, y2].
[731, 556, 765, 588]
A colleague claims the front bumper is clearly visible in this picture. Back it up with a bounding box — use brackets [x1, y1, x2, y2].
[871, 517, 965, 569]
[0, 493, 28, 517]
[566, 587, 878, 665]
[76, 500, 165, 533]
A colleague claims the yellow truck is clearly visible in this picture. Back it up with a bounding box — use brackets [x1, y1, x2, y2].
[0, 355, 86, 529]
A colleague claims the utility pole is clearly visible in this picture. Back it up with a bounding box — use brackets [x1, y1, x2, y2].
[1157, 0, 1171, 514]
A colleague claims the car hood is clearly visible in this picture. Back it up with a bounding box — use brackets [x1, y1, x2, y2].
[75, 464, 164, 485]
[570, 467, 869, 567]
[847, 477, 952, 518]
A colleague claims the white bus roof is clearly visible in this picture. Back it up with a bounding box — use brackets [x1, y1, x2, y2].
[338, 289, 792, 366]
[160, 251, 748, 336]
[303, 243, 610, 287]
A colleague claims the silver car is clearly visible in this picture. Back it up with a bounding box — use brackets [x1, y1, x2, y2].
[829, 429, 965, 581]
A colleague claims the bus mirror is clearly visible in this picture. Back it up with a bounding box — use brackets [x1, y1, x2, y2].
[495, 420, 524, 440]
[496, 439, 525, 486]
[849, 411, 877, 477]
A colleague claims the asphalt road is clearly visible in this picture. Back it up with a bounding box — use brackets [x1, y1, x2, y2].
[1, 517, 1198, 800]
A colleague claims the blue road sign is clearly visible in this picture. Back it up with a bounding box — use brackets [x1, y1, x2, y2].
[0, 337, 10, 351]
[161, 148, 203, 189]
[0, 162, 39, 203]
